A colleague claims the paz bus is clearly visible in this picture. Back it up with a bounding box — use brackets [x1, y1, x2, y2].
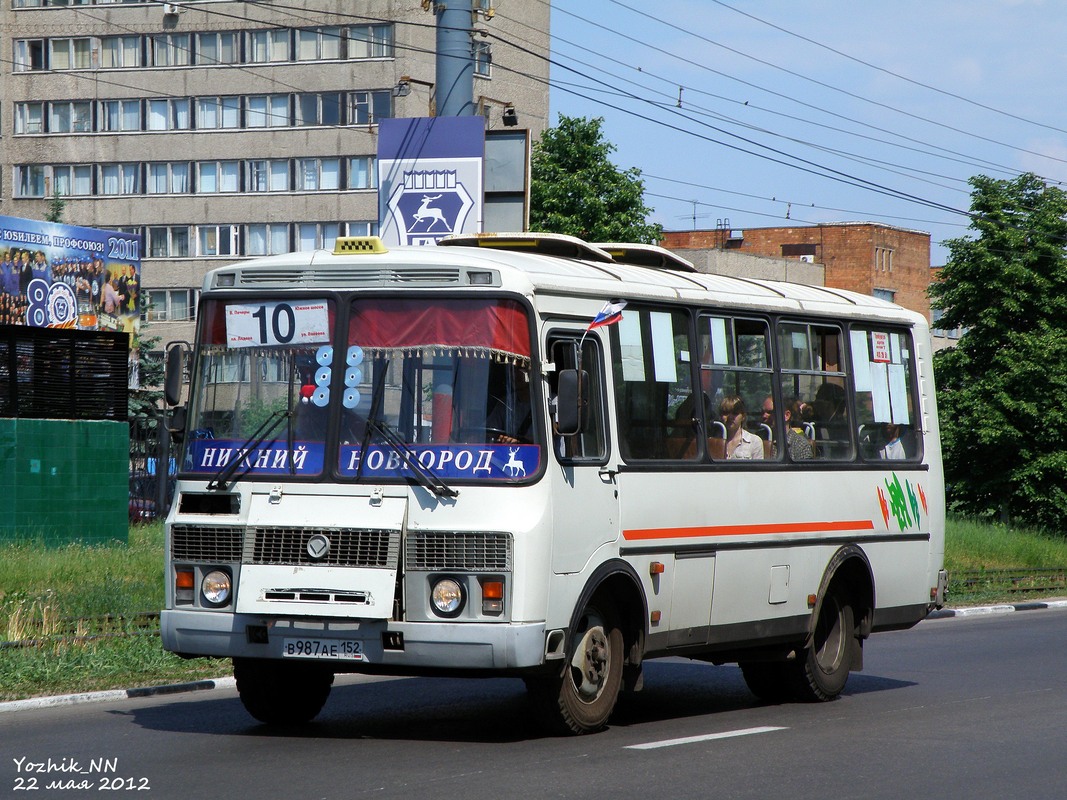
[160, 232, 946, 734]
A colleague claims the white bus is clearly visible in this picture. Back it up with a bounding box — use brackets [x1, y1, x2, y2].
[161, 233, 946, 734]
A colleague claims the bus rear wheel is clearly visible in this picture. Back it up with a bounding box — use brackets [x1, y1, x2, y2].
[739, 661, 794, 704]
[233, 658, 334, 725]
[527, 599, 624, 735]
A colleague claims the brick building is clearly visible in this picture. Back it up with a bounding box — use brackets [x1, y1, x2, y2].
[661, 222, 931, 318]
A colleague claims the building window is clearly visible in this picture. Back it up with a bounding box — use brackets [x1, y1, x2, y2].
[198, 225, 238, 257]
[295, 93, 343, 126]
[52, 164, 93, 197]
[195, 31, 239, 65]
[145, 289, 198, 322]
[246, 94, 289, 127]
[350, 90, 392, 125]
[474, 40, 491, 77]
[247, 160, 289, 192]
[100, 35, 141, 68]
[196, 97, 241, 129]
[246, 224, 290, 256]
[100, 99, 141, 132]
[348, 24, 393, 59]
[296, 158, 340, 191]
[345, 221, 379, 237]
[14, 39, 47, 71]
[50, 37, 93, 70]
[296, 26, 341, 60]
[197, 161, 240, 193]
[99, 163, 141, 195]
[14, 103, 45, 134]
[248, 29, 289, 62]
[872, 288, 895, 303]
[147, 162, 190, 194]
[14, 165, 46, 198]
[297, 223, 341, 252]
[347, 156, 377, 189]
[151, 33, 191, 67]
[49, 100, 93, 133]
[876, 246, 894, 272]
[147, 226, 191, 258]
[147, 98, 191, 131]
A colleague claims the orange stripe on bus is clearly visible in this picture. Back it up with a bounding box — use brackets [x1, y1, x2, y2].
[622, 519, 876, 541]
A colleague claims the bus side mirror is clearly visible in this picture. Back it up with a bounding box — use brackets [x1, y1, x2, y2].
[164, 345, 184, 407]
[555, 368, 588, 436]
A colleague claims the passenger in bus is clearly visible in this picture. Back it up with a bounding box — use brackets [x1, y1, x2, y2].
[777, 397, 814, 460]
[719, 395, 763, 459]
[879, 422, 908, 460]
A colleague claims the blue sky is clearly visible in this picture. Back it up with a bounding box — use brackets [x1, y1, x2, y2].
[547, 0, 1067, 264]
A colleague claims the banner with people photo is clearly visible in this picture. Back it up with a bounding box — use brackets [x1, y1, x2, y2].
[0, 215, 141, 336]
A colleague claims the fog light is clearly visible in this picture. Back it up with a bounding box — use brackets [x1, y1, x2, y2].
[201, 569, 232, 607]
[431, 578, 464, 617]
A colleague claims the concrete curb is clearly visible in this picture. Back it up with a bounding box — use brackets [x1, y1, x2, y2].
[5, 600, 1067, 714]
[0, 677, 235, 715]
[928, 599, 1067, 619]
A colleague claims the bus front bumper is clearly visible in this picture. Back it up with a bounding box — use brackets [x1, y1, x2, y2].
[161, 609, 550, 671]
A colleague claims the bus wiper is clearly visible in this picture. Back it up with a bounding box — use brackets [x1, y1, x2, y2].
[207, 409, 292, 492]
[366, 416, 459, 499]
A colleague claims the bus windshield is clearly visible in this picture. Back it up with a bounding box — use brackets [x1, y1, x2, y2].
[182, 295, 540, 484]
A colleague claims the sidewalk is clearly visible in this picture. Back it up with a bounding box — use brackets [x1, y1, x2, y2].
[4, 599, 1067, 715]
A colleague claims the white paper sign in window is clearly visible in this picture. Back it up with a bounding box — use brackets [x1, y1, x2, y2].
[226, 300, 330, 348]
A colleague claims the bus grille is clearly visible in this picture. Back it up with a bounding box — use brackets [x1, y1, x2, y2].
[171, 524, 243, 562]
[251, 527, 400, 568]
[170, 525, 400, 569]
[405, 531, 512, 572]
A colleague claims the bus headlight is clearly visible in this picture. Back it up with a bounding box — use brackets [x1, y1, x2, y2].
[430, 578, 465, 617]
[201, 569, 232, 607]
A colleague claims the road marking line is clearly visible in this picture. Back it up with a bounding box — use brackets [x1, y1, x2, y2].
[625, 725, 787, 750]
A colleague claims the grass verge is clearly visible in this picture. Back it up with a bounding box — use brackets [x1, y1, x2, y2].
[2, 516, 1066, 703]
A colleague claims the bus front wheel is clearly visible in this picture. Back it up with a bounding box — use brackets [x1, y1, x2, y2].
[526, 599, 624, 735]
[233, 658, 333, 725]
[792, 592, 854, 702]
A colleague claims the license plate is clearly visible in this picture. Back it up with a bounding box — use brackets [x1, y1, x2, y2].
[282, 637, 364, 660]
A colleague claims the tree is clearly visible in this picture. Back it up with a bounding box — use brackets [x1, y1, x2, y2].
[45, 188, 66, 224]
[930, 173, 1067, 528]
[129, 334, 165, 416]
[530, 115, 662, 244]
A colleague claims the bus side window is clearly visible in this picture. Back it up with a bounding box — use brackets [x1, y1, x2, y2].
[851, 326, 922, 462]
[548, 335, 607, 462]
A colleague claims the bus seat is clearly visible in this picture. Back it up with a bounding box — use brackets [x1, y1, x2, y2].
[707, 436, 726, 460]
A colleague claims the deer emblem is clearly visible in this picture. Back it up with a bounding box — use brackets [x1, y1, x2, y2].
[503, 447, 526, 478]
[411, 195, 451, 232]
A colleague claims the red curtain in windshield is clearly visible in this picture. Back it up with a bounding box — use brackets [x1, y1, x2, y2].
[349, 298, 531, 361]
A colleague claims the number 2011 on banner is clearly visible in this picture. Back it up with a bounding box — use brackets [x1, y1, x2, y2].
[225, 300, 330, 348]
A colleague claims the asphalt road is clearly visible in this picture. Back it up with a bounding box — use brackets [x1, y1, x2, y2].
[3, 609, 1066, 800]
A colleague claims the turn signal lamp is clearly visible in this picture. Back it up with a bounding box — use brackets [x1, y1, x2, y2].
[480, 579, 504, 614]
[649, 561, 665, 576]
[175, 569, 195, 605]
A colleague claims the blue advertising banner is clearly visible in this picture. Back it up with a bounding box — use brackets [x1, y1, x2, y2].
[377, 116, 485, 246]
[0, 215, 142, 335]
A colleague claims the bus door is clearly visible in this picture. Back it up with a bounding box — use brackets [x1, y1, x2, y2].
[546, 332, 617, 574]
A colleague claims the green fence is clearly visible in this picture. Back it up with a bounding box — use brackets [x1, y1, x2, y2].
[0, 417, 128, 545]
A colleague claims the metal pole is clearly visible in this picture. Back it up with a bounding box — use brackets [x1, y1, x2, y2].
[435, 3, 475, 116]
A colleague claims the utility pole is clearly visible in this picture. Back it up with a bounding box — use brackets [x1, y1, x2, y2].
[433, 2, 475, 117]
